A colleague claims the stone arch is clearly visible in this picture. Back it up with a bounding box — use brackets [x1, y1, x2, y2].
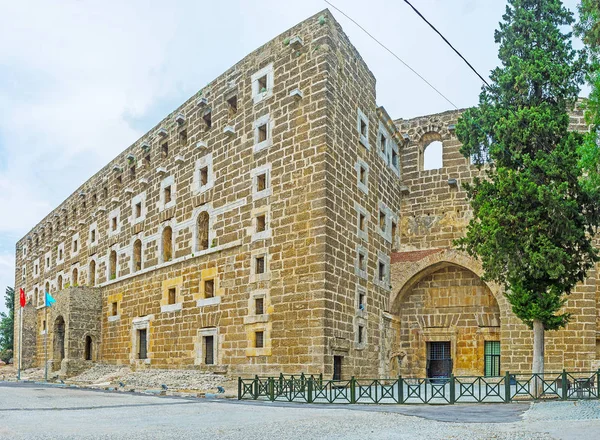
[84, 335, 93, 361]
[389, 249, 508, 377]
[418, 131, 443, 171]
[72, 268, 78, 286]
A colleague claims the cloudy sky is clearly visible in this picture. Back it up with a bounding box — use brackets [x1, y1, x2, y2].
[0, 0, 584, 315]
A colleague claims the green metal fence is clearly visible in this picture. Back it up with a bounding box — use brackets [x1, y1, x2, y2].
[238, 370, 600, 404]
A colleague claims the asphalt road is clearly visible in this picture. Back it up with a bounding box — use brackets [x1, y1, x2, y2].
[0, 382, 597, 439]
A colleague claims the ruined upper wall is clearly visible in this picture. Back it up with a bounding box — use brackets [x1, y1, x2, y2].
[394, 103, 588, 251]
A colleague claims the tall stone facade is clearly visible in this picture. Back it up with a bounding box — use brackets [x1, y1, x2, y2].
[13, 9, 600, 379]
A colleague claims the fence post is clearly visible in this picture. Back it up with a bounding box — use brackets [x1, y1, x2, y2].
[301, 372, 306, 392]
[308, 376, 314, 403]
[562, 369, 568, 401]
[238, 377, 242, 400]
[504, 371, 511, 403]
[279, 373, 283, 392]
[449, 375, 455, 404]
[596, 369, 600, 400]
[253, 375, 259, 400]
[319, 372, 323, 387]
[350, 376, 356, 404]
[269, 377, 275, 401]
[398, 376, 404, 404]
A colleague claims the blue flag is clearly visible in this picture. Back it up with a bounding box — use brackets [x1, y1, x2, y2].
[45, 291, 56, 307]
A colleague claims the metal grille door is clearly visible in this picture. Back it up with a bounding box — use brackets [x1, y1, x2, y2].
[427, 342, 452, 379]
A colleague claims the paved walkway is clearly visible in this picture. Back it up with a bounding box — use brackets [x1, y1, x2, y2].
[1, 382, 598, 439]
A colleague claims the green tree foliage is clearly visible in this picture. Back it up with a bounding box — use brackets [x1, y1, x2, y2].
[455, 0, 598, 343]
[576, 0, 600, 193]
[0, 287, 15, 362]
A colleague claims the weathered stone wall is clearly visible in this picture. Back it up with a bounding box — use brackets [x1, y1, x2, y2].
[391, 106, 598, 375]
[321, 18, 403, 378]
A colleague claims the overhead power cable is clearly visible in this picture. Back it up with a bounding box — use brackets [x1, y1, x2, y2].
[323, 0, 460, 110]
[402, 0, 491, 88]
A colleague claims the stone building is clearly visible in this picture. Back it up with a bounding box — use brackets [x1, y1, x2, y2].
[13, 9, 600, 379]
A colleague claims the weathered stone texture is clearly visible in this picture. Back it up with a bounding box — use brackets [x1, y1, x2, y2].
[12, 9, 600, 380]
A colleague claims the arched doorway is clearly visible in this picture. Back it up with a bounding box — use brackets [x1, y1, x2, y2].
[53, 316, 66, 371]
[84, 335, 93, 361]
[392, 261, 501, 378]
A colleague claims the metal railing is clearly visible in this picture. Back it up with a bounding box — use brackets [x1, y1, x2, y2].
[238, 370, 600, 404]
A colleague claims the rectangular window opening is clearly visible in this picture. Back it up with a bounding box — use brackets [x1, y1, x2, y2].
[161, 142, 169, 159]
[204, 335, 214, 365]
[378, 261, 386, 282]
[227, 95, 238, 117]
[257, 173, 267, 192]
[179, 129, 187, 145]
[111, 302, 118, 316]
[358, 325, 364, 344]
[257, 123, 268, 143]
[256, 214, 266, 233]
[204, 279, 214, 299]
[138, 329, 147, 360]
[203, 111, 212, 129]
[360, 119, 367, 136]
[91, 229, 96, 243]
[130, 166, 136, 179]
[255, 297, 264, 315]
[200, 166, 208, 186]
[358, 292, 365, 310]
[358, 252, 366, 272]
[255, 256, 265, 274]
[167, 287, 176, 305]
[257, 75, 267, 93]
[484, 341, 501, 377]
[111, 217, 118, 231]
[379, 211, 386, 231]
[164, 186, 172, 205]
[135, 202, 142, 219]
[255, 331, 264, 348]
[359, 213, 366, 233]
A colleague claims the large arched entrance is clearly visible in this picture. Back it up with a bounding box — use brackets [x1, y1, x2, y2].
[53, 316, 66, 371]
[390, 249, 506, 379]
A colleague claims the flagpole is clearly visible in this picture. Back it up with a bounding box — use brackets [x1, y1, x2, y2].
[17, 305, 22, 380]
[44, 301, 48, 382]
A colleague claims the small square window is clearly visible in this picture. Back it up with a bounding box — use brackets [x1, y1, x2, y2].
[227, 95, 238, 117]
[135, 202, 142, 219]
[391, 149, 399, 169]
[204, 279, 214, 298]
[379, 133, 386, 153]
[358, 292, 365, 310]
[360, 119, 367, 137]
[164, 186, 172, 205]
[200, 166, 208, 186]
[257, 173, 267, 192]
[359, 166, 367, 185]
[255, 256, 265, 274]
[203, 111, 212, 129]
[255, 331, 264, 348]
[179, 129, 187, 145]
[359, 213, 366, 233]
[111, 302, 118, 316]
[255, 297, 264, 315]
[256, 214, 266, 233]
[258, 123, 268, 142]
[168, 287, 176, 305]
[257, 75, 267, 93]
[358, 252, 366, 272]
[379, 211, 386, 231]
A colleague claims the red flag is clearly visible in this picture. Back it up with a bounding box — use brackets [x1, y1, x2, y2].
[19, 288, 26, 308]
